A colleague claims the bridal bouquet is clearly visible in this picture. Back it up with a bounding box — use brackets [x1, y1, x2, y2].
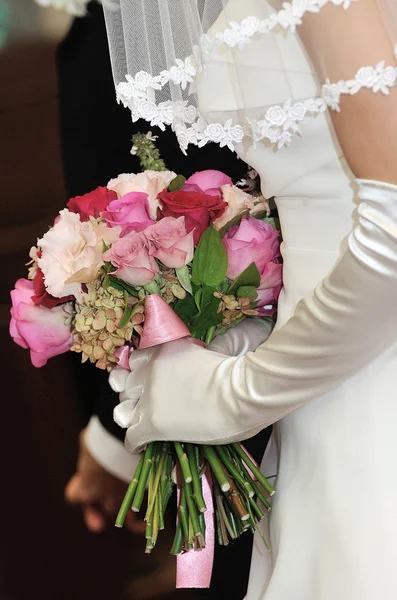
[10, 133, 282, 580]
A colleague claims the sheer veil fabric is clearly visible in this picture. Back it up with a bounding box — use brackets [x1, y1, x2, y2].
[103, 0, 397, 156]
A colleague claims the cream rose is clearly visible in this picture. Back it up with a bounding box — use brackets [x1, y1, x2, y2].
[212, 185, 254, 231]
[107, 171, 177, 219]
[38, 209, 119, 299]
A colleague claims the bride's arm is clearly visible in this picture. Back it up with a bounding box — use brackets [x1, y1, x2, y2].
[122, 0, 397, 451]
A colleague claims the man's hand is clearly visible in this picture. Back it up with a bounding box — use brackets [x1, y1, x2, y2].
[65, 429, 145, 534]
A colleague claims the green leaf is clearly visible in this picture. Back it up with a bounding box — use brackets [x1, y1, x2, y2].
[174, 295, 198, 333]
[190, 294, 223, 339]
[168, 175, 186, 192]
[194, 288, 202, 311]
[191, 227, 228, 288]
[108, 276, 139, 297]
[228, 263, 260, 295]
[119, 304, 133, 328]
[217, 209, 250, 238]
[236, 286, 258, 301]
[176, 266, 192, 295]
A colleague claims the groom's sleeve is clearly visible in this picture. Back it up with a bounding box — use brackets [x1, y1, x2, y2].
[85, 377, 141, 483]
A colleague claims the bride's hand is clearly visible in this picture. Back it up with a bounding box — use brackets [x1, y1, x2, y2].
[109, 319, 273, 452]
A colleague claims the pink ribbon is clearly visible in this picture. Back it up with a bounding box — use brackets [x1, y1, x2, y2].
[176, 473, 215, 588]
[139, 294, 190, 349]
[137, 294, 214, 587]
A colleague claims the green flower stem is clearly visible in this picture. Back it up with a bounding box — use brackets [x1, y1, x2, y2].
[152, 492, 160, 546]
[249, 497, 266, 521]
[161, 450, 173, 515]
[216, 490, 236, 540]
[174, 442, 193, 483]
[214, 483, 229, 546]
[158, 486, 165, 531]
[215, 509, 223, 545]
[184, 480, 204, 545]
[179, 488, 190, 548]
[170, 520, 184, 555]
[198, 512, 206, 537]
[186, 443, 207, 512]
[145, 451, 166, 523]
[232, 443, 275, 496]
[145, 520, 153, 552]
[255, 524, 270, 552]
[216, 445, 254, 498]
[247, 478, 271, 511]
[203, 446, 230, 492]
[204, 326, 216, 346]
[132, 443, 155, 512]
[229, 510, 238, 539]
[230, 447, 271, 510]
[188, 515, 195, 547]
[115, 454, 144, 527]
[227, 475, 250, 522]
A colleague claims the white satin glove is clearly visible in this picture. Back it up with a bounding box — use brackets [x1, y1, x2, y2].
[116, 180, 397, 452]
[109, 318, 273, 431]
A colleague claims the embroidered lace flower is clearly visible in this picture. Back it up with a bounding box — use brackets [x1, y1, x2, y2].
[114, 1, 397, 152]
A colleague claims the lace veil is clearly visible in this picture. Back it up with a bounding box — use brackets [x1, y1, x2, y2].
[103, 0, 397, 157]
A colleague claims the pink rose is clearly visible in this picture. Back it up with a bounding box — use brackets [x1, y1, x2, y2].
[223, 217, 280, 280]
[107, 171, 177, 219]
[183, 170, 232, 196]
[102, 192, 154, 236]
[144, 217, 194, 269]
[256, 262, 283, 316]
[10, 279, 73, 367]
[103, 232, 159, 287]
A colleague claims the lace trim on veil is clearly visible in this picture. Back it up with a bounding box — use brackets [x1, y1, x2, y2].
[115, 0, 397, 152]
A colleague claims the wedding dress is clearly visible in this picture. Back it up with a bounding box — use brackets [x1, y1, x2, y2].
[103, 0, 397, 597]
[193, 4, 397, 599]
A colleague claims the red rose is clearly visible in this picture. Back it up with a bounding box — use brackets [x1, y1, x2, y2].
[67, 186, 117, 221]
[32, 267, 74, 309]
[157, 190, 227, 244]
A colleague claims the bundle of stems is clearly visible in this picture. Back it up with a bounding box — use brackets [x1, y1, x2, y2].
[116, 441, 274, 553]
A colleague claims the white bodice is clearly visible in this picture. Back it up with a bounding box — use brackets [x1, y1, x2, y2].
[196, 0, 358, 321]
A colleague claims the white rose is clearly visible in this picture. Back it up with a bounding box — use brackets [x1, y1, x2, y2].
[355, 66, 377, 89]
[169, 65, 185, 85]
[240, 17, 260, 37]
[205, 123, 226, 143]
[288, 101, 306, 122]
[37, 210, 119, 299]
[134, 71, 153, 90]
[380, 66, 397, 87]
[181, 104, 198, 123]
[266, 105, 287, 127]
[222, 28, 239, 48]
[213, 185, 255, 231]
[138, 100, 158, 121]
[159, 102, 175, 125]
